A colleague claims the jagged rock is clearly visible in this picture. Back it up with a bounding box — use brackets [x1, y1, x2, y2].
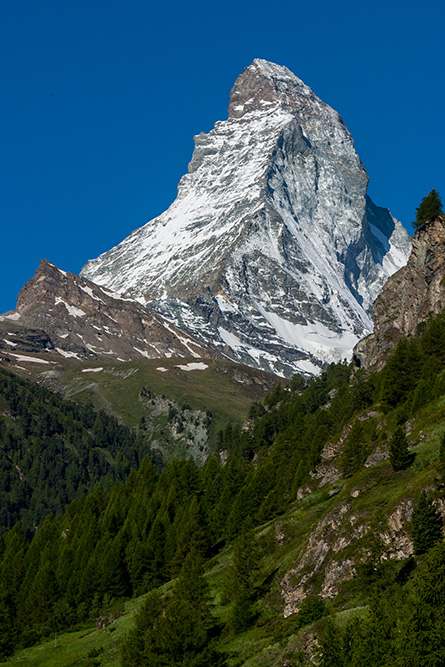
[364, 446, 388, 468]
[296, 485, 312, 500]
[310, 463, 341, 487]
[321, 559, 355, 598]
[354, 214, 445, 370]
[281, 495, 417, 617]
[381, 500, 413, 559]
[0, 260, 217, 363]
[0, 324, 54, 356]
[82, 59, 410, 377]
[281, 502, 357, 616]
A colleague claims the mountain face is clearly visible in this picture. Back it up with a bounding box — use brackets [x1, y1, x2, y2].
[354, 214, 445, 370]
[82, 59, 411, 377]
[0, 260, 215, 362]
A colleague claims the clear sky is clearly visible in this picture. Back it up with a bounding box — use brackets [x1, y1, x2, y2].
[1, 0, 444, 314]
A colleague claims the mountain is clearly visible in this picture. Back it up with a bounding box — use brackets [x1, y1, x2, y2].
[0, 259, 215, 362]
[82, 59, 411, 377]
[354, 214, 445, 370]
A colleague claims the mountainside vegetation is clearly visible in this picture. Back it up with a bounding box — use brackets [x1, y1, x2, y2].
[1, 311, 445, 665]
[0, 368, 156, 537]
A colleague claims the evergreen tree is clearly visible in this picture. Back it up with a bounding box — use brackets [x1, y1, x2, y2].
[388, 426, 412, 471]
[399, 540, 445, 666]
[120, 589, 163, 667]
[380, 338, 421, 411]
[318, 618, 344, 667]
[341, 421, 366, 476]
[411, 490, 443, 555]
[170, 496, 208, 572]
[226, 517, 259, 633]
[122, 550, 223, 667]
[414, 189, 442, 228]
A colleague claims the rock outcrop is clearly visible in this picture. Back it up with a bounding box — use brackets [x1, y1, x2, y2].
[0, 260, 216, 362]
[354, 215, 445, 370]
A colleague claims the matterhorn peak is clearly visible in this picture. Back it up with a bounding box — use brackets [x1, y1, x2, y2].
[228, 59, 320, 120]
[82, 60, 411, 377]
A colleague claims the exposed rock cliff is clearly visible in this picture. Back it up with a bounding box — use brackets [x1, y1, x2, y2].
[0, 260, 216, 362]
[354, 215, 445, 370]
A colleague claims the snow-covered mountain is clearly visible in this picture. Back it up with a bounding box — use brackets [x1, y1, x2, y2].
[82, 59, 411, 377]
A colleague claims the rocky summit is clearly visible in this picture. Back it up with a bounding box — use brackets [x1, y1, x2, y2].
[80, 59, 411, 377]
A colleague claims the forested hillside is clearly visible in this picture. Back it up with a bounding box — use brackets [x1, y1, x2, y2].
[0, 369, 159, 536]
[1, 311, 445, 665]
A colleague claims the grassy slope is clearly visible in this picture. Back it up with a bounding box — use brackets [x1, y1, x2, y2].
[2, 354, 282, 463]
[5, 390, 444, 667]
[55, 358, 276, 426]
[8, 355, 280, 428]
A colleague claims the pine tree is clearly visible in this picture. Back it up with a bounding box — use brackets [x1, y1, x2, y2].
[318, 618, 344, 667]
[411, 490, 443, 555]
[414, 189, 442, 228]
[121, 550, 224, 667]
[120, 589, 163, 667]
[341, 421, 366, 476]
[399, 540, 445, 666]
[170, 496, 208, 572]
[226, 516, 259, 633]
[388, 427, 412, 471]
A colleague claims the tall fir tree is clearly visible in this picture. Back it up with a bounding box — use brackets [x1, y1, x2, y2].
[121, 550, 224, 667]
[388, 426, 412, 471]
[411, 490, 443, 555]
[399, 540, 445, 666]
[226, 516, 259, 633]
[341, 420, 366, 476]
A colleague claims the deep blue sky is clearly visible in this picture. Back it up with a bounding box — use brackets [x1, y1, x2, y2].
[1, 0, 444, 313]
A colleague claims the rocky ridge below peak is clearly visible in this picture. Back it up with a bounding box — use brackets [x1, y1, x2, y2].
[0, 260, 217, 363]
[354, 214, 445, 370]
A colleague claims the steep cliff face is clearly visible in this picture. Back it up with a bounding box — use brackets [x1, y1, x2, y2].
[0, 260, 215, 362]
[354, 215, 445, 370]
[82, 59, 410, 377]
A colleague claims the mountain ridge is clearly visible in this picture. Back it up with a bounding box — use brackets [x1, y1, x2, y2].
[0, 259, 216, 363]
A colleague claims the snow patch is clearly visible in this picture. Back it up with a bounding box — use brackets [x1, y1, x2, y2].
[9, 353, 52, 364]
[175, 362, 208, 371]
[78, 284, 105, 303]
[54, 297, 86, 318]
[55, 348, 81, 359]
[134, 347, 151, 359]
[256, 305, 359, 363]
[218, 327, 244, 351]
[215, 294, 238, 313]
[0, 312, 21, 321]
[81, 367, 103, 373]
